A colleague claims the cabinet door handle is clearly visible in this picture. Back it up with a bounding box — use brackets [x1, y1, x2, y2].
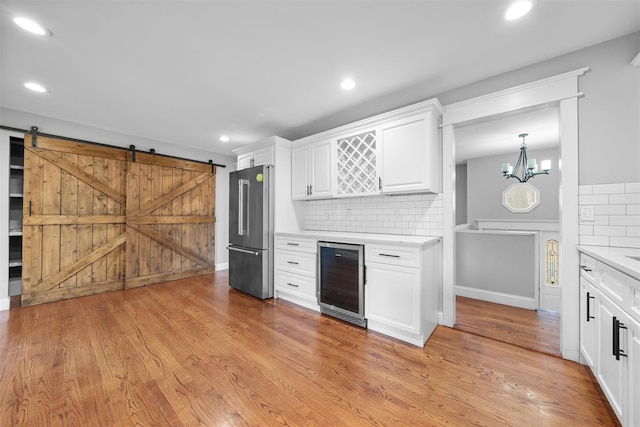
[286, 243, 299, 246]
[379, 177, 382, 190]
[287, 261, 299, 265]
[306, 185, 310, 196]
[286, 282, 299, 288]
[309, 184, 312, 195]
[613, 317, 628, 361]
[379, 253, 400, 258]
[580, 265, 592, 272]
[586, 292, 595, 322]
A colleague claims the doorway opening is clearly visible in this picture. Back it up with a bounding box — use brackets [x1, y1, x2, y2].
[441, 68, 588, 361]
[450, 106, 561, 355]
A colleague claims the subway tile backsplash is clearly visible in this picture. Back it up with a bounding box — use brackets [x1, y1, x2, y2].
[579, 181, 640, 248]
[303, 193, 443, 237]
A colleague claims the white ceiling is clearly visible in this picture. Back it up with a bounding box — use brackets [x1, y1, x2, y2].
[455, 106, 559, 164]
[1, 1, 639, 158]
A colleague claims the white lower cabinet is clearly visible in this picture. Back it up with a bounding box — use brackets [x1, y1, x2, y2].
[596, 293, 629, 422]
[274, 236, 318, 311]
[579, 250, 640, 426]
[364, 242, 440, 347]
[580, 277, 598, 369]
[631, 320, 640, 427]
[365, 262, 421, 338]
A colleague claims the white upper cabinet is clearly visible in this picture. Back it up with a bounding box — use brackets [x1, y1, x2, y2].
[291, 140, 332, 200]
[378, 110, 441, 194]
[290, 98, 442, 200]
[236, 145, 274, 170]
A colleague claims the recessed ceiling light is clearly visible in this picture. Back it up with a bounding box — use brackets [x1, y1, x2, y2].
[24, 82, 48, 93]
[219, 135, 230, 142]
[504, 1, 533, 20]
[341, 79, 356, 90]
[13, 17, 52, 36]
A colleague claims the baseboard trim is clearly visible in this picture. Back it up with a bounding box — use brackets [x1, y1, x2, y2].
[216, 263, 229, 271]
[456, 286, 537, 310]
[0, 297, 10, 311]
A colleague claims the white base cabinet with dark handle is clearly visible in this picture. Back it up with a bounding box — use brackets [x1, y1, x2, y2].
[274, 231, 441, 347]
[274, 236, 319, 312]
[578, 249, 640, 427]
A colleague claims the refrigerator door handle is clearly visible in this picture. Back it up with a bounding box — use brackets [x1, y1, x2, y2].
[238, 179, 250, 236]
[228, 246, 259, 256]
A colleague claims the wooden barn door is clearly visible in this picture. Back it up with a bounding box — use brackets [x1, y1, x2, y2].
[125, 153, 216, 289]
[21, 135, 128, 306]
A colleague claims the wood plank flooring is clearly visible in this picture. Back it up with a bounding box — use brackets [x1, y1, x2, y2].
[454, 296, 562, 357]
[0, 272, 619, 426]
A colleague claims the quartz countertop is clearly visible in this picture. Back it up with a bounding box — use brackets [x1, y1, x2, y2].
[275, 230, 440, 248]
[577, 245, 640, 281]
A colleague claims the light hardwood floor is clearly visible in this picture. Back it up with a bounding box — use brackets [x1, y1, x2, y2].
[0, 272, 619, 426]
[454, 296, 562, 357]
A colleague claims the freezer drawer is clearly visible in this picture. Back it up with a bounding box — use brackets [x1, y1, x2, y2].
[228, 246, 273, 299]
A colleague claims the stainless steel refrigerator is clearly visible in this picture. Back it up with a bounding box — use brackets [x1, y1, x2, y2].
[228, 164, 274, 299]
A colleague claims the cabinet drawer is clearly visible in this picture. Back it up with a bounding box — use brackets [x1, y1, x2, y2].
[599, 263, 631, 307]
[275, 249, 316, 276]
[579, 254, 598, 284]
[275, 270, 316, 300]
[275, 236, 317, 254]
[365, 244, 420, 268]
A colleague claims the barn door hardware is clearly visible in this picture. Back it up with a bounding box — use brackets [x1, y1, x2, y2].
[209, 160, 215, 173]
[130, 145, 136, 162]
[149, 148, 155, 154]
[30, 126, 39, 147]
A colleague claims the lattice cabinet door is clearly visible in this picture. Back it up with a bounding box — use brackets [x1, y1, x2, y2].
[336, 130, 379, 196]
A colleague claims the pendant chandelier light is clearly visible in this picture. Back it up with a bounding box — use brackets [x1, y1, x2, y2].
[501, 133, 551, 183]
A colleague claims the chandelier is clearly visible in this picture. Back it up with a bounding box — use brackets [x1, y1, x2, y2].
[501, 133, 551, 183]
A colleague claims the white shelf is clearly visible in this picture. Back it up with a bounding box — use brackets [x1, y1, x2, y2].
[9, 193, 23, 198]
[9, 260, 23, 268]
[9, 231, 23, 237]
[10, 164, 24, 170]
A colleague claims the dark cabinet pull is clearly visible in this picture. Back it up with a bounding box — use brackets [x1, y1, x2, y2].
[581, 265, 592, 272]
[286, 243, 299, 246]
[379, 177, 382, 190]
[586, 292, 595, 322]
[613, 316, 628, 361]
[379, 253, 400, 258]
[309, 184, 312, 195]
[286, 283, 299, 288]
[287, 261, 299, 265]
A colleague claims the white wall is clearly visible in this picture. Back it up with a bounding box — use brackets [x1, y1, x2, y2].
[0, 107, 235, 270]
[438, 31, 640, 186]
[466, 147, 560, 224]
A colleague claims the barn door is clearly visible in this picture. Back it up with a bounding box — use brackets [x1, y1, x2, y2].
[125, 152, 216, 289]
[21, 135, 128, 306]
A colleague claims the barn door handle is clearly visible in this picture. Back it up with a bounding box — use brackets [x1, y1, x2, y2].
[586, 292, 595, 322]
[28, 200, 32, 217]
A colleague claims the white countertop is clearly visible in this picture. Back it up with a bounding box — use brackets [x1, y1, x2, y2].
[275, 230, 440, 247]
[577, 245, 640, 281]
